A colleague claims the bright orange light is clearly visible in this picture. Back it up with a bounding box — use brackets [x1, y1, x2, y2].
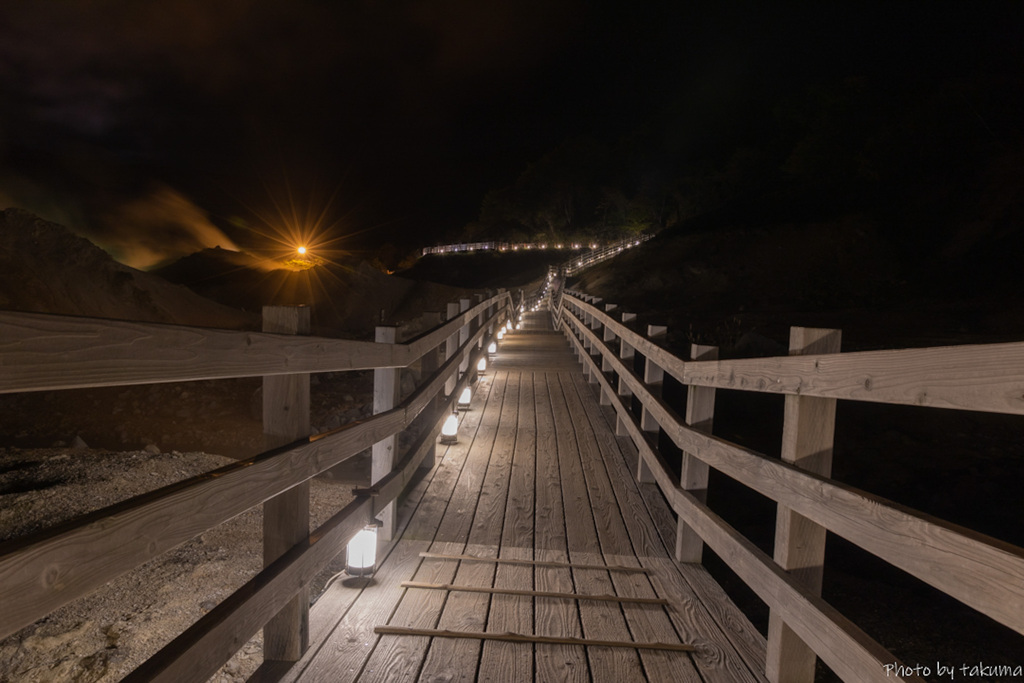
[297, 246, 307, 255]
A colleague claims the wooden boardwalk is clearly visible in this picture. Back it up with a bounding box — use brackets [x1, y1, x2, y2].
[278, 311, 768, 682]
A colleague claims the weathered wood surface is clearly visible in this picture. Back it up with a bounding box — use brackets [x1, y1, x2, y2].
[560, 292, 1024, 415]
[262, 306, 312, 663]
[768, 327, 841, 683]
[0, 293, 512, 394]
[279, 368, 495, 682]
[571, 371, 765, 683]
[275, 316, 765, 682]
[124, 495, 372, 683]
[561, 321, 768, 681]
[677, 343, 717, 563]
[560, 304, 1024, 636]
[561, 372, 701, 683]
[0, 301, 500, 641]
[479, 371, 534, 682]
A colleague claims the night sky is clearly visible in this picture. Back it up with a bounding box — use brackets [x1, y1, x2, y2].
[1, 1, 1021, 268]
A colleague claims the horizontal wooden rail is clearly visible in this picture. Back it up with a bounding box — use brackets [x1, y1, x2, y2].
[0, 293, 510, 394]
[670, 487, 924, 682]
[560, 293, 1024, 415]
[123, 496, 374, 683]
[555, 310, 924, 681]
[0, 300, 508, 641]
[559, 304, 1024, 636]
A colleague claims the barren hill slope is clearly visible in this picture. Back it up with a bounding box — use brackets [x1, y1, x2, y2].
[0, 208, 256, 329]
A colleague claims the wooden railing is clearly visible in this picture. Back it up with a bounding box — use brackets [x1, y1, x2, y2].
[552, 288, 1024, 683]
[0, 290, 514, 681]
[559, 233, 651, 276]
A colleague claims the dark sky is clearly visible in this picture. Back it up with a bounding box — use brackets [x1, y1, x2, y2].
[0, 1, 1021, 267]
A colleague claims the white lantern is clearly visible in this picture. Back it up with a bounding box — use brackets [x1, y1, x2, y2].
[515, 323, 522, 330]
[487, 341, 497, 354]
[477, 357, 487, 373]
[497, 330, 504, 341]
[457, 386, 472, 410]
[345, 524, 378, 577]
[440, 411, 459, 444]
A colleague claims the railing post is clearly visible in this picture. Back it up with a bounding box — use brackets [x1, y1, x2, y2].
[444, 302, 460, 398]
[372, 325, 401, 541]
[586, 298, 603, 384]
[600, 303, 618, 404]
[766, 327, 842, 683]
[675, 343, 718, 563]
[458, 297, 471, 379]
[637, 324, 666, 482]
[615, 312, 636, 437]
[419, 312, 443, 471]
[261, 305, 311, 663]
[474, 293, 485, 348]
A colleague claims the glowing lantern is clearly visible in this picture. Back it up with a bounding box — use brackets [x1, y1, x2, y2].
[457, 386, 472, 410]
[487, 341, 497, 354]
[515, 323, 522, 330]
[345, 524, 378, 576]
[477, 357, 487, 373]
[497, 330, 504, 340]
[440, 411, 459, 444]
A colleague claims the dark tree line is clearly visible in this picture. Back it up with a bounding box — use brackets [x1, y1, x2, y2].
[459, 73, 1024, 266]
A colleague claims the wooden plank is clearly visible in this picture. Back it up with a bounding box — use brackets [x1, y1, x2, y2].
[418, 369, 519, 680]
[564, 373, 702, 683]
[402, 581, 669, 605]
[1, 302, 503, 641]
[0, 310, 402, 393]
[0, 407, 402, 641]
[480, 371, 535, 682]
[683, 342, 1024, 415]
[558, 322, 779, 681]
[296, 368, 501, 682]
[676, 343, 718, 563]
[565, 307, 1024, 635]
[290, 421, 444, 670]
[577, 370, 768, 682]
[562, 296, 1024, 416]
[356, 371, 507, 682]
[548, 374, 645, 683]
[669, 488, 924, 683]
[638, 324, 667, 482]
[534, 371, 588, 682]
[374, 626, 696, 652]
[261, 305, 312, 663]
[372, 325, 401, 540]
[405, 293, 511, 363]
[561, 297, 681, 388]
[419, 552, 651, 574]
[768, 327, 841, 683]
[123, 496, 371, 683]
[616, 311, 637, 436]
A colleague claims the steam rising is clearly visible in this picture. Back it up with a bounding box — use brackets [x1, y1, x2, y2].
[99, 185, 240, 269]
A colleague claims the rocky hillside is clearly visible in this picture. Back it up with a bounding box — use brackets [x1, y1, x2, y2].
[0, 209, 257, 329]
[155, 248, 474, 338]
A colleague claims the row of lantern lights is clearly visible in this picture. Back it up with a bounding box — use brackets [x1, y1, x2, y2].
[346, 313, 525, 578]
[440, 316, 514, 445]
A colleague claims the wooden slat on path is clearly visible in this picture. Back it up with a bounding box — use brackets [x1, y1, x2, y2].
[276, 313, 767, 682]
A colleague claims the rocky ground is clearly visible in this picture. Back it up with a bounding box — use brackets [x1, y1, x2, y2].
[0, 446, 359, 683]
[0, 365, 393, 683]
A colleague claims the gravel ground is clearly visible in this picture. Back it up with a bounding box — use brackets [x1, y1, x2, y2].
[0, 447, 356, 683]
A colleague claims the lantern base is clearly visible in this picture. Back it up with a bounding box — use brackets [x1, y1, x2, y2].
[440, 434, 458, 445]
